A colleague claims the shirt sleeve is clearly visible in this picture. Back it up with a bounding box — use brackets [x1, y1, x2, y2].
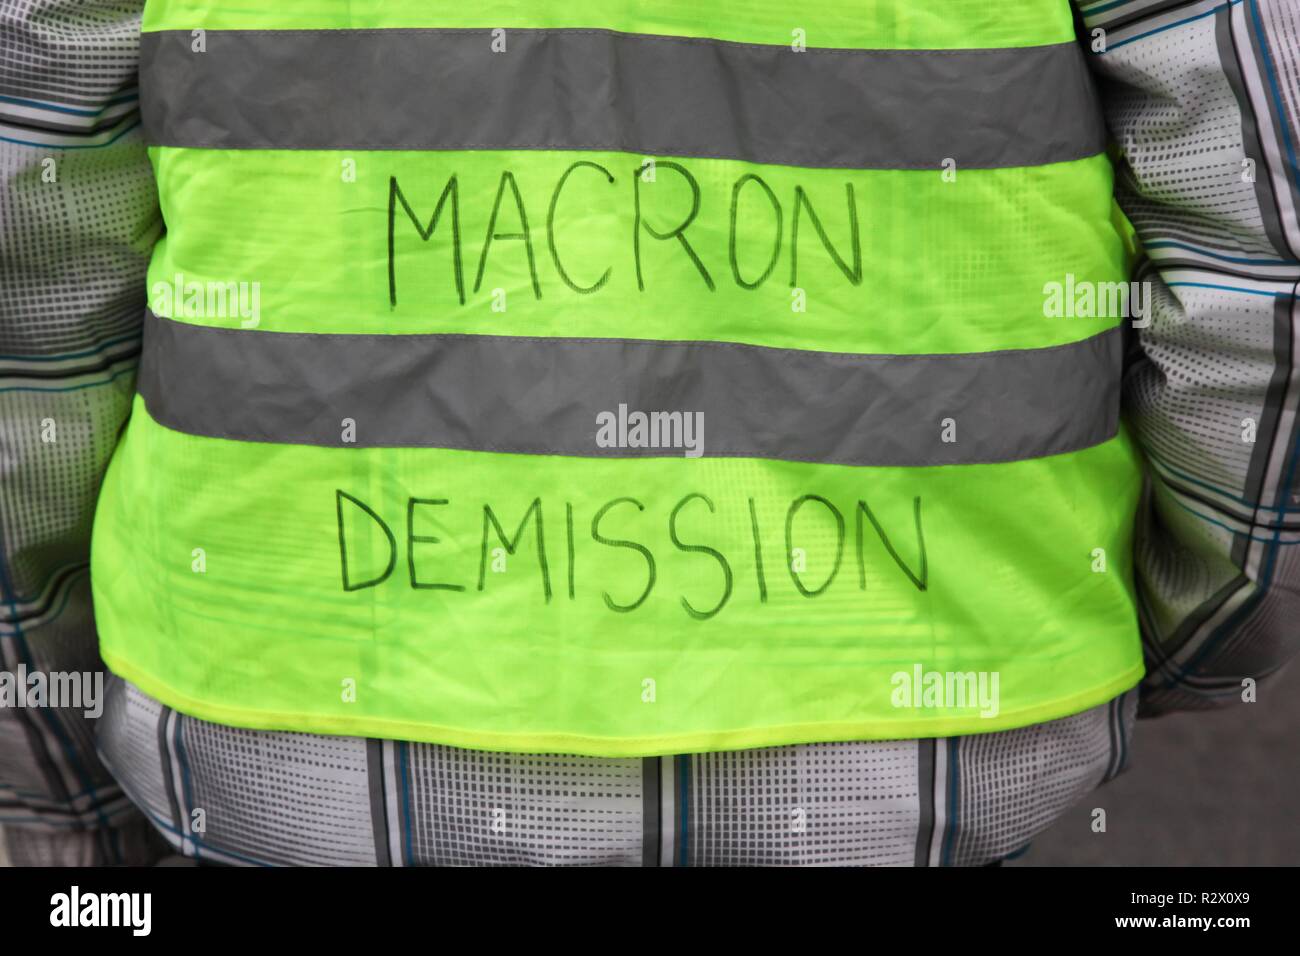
[0, 0, 162, 863]
[1075, 0, 1300, 715]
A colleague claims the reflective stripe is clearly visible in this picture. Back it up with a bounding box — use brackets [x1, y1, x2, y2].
[139, 29, 1105, 169]
[137, 311, 1121, 466]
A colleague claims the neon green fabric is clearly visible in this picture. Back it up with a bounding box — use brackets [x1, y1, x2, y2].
[143, 0, 1078, 50]
[95, 400, 1143, 754]
[145, 148, 1124, 354]
[92, 0, 1146, 755]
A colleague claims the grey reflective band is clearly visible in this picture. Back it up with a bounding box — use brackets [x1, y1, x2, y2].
[137, 312, 1121, 467]
[139, 29, 1105, 170]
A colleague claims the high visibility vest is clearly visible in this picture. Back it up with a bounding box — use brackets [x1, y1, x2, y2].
[92, 0, 1145, 756]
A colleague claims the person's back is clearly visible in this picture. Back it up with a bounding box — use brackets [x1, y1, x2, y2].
[2, 0, 1297, 865]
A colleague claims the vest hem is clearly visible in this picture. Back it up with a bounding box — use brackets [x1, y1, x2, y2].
[99, 651, 1145, 757]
